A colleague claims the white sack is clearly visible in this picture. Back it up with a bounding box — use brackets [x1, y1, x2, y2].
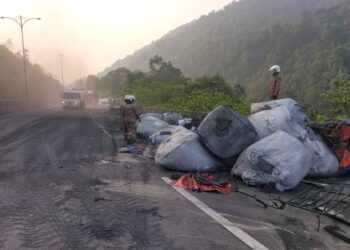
[251, 98, 308, 125]
[149, 125, 187, 146]
[162, 112, 185, 125]
[305, 139, 339, 177]
[248, 106, 308, 141]
[231, 131, 312, 192]
[156, 129, 224, 171]
[137, 114, 169, 139]
[197, 105, 258, 159]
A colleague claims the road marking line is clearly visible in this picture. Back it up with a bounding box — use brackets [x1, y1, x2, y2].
[91, 118, 113, 138]
[161, 177, 269, 250]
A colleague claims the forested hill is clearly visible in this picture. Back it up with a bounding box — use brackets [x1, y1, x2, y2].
[0, 45, 61, 104]
[99, 0, 350, 113]
[100, 0, 342, 77]
[245, 0, 350, 112]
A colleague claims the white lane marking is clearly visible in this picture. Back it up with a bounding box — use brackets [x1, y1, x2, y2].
[91, 118, 113, 138]
[161, 177, 269, 250]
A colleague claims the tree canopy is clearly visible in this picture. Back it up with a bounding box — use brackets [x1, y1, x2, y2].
[321, 71, 350, 117]
[99, 0, 349, 117]
[87, 56, 249, 114]
[0, 44, 61, 104]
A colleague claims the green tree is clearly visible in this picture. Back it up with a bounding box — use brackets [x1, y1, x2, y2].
[189, 75, 232, 94]
[100, 0, 347, 115]
[85, 75, 100, 92]
[321, 72, 350, 116]
[149, 55, 163, 72]
[89, 57, 250, 115]
[99, 68, 131, 97]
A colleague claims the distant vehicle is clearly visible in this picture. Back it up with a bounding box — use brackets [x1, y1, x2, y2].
[87, 91, 98, 105]
[61, 90, 87, 109]
[98, 98, 113, 110]
[98, 98, 111, 105]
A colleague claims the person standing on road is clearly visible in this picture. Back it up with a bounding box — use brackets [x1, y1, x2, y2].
[268, 65, 282, 100]
[120, 95, 140, 144]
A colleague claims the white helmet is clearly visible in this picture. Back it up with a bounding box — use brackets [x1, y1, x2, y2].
[269, 65, 281, 73]
[124, 95, 135, 104]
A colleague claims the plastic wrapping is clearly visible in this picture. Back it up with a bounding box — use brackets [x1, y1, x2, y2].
[155, 129, 224, 172]
[251, 98, 309, 125]
[231, 131, 312, 192]
[248, 106, 309, 141]
[197, 105, 258, 159]
[136, 114, 169, 139]
[149, 125, 187, 146]
[305, 139, 339, 177]
[141, 113, 164, 120]
[222, 157, 238, 168]
[162, 112, 185, 125]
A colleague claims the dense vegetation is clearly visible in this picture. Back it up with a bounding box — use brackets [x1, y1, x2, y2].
[0, 44, 61, 104]
[2, 0, 348, 117]
[99, 0, 350, 117]
[321, 72, 350, 117]
[245, 0, 350, 117]
[80, 55, 250, 114]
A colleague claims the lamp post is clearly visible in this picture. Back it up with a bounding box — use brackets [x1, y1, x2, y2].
[1, 15, 41, 101]
[59, 54, 64, 90]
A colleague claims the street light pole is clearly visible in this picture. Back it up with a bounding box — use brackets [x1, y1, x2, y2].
[1, 15, 41, 101]
[19, 16, 29, 101]
[59, 54, 64, 90]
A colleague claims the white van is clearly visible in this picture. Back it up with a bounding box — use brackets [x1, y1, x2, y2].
[61, 90, 86, 109]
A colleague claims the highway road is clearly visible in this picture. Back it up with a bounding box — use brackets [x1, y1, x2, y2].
[0, 108, 348, 249]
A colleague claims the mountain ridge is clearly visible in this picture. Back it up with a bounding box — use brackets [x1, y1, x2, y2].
[100, 0, 343, 78]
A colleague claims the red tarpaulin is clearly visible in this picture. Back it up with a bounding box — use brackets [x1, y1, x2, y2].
[332, 123, 350, 169]
[312, 120, 350, 170]
[336, 149, 350, 169]
[171, 173, 232, 194]
[330, 124, 350, 141]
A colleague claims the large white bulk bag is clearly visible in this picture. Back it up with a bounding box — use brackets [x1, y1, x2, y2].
[231, 131, 312, 192]
[305, 139, 339, 177]
[137, 114, 169, 139]
[149, 125, 187, 146]
[248, 106, 308, 141]
[197, 105, 258, 159]
[156, 129, 224, 171]
[251, 98, 308, 125]
[162, 112, 185, 125]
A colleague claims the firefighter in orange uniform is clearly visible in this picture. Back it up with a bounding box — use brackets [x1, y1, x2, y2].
[268, 65, 282, 100]
[120, 95, 140, 144]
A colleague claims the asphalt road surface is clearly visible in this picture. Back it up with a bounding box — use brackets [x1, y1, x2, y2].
[0, 108, 349, 250]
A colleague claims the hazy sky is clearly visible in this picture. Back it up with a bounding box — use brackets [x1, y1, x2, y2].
[0, 0, 233, 84]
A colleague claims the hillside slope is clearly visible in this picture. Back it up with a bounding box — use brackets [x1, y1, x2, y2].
[0, 45, 61, 104]
[245, 0, 350, 112]
[100, 0, 350, 113]
[101, 0, 342, 78]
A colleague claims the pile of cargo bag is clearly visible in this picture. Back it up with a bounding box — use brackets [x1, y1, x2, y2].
[139, 99, 340, 191]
